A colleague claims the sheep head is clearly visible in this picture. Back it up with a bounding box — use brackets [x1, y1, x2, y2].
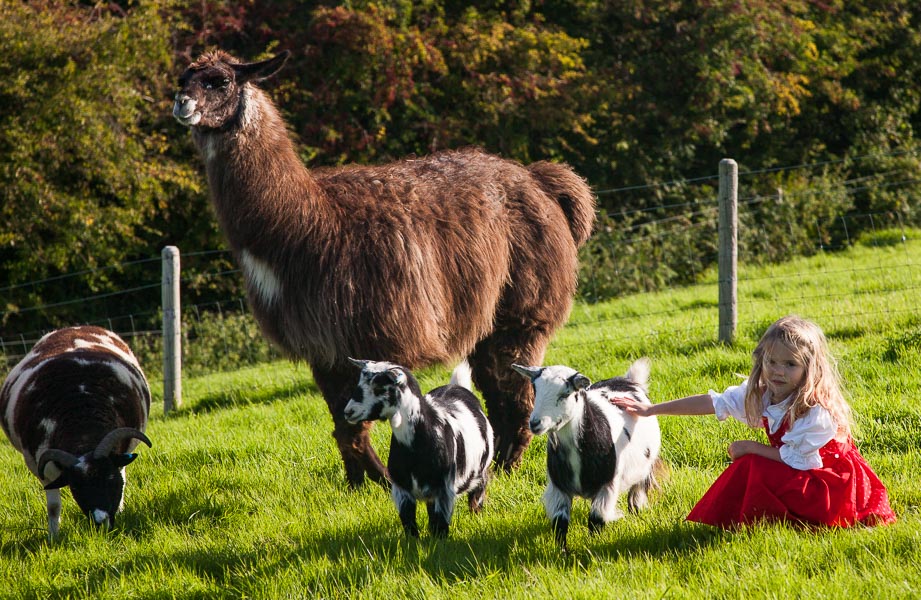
[173, 50, 290, 130]
[38, 428, 152, 528]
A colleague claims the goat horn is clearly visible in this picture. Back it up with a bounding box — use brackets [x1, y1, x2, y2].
[347, 357, 370, 369]
[93, 428, 152, 459]
[38, 449, 80, 476]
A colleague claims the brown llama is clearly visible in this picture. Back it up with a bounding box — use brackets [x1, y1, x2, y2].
[172, 50, 596, 488]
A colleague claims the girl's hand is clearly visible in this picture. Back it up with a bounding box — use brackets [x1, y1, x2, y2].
[728, 440, 760, 461]
[609, 395, 653, 417]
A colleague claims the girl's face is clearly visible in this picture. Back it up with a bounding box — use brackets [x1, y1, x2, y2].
[762, 342, 806, 403]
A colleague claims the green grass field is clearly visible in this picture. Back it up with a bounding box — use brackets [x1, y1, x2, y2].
[2, 233, 920, 599]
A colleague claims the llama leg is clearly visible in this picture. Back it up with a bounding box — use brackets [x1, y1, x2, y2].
[469, 328, 550, 471]
[312, 364, 388, 488]
[543, 481, 573, 550]
[392, 485, 419, 537]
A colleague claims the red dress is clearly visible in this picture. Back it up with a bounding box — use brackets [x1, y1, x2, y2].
[686, 417, 897, 528]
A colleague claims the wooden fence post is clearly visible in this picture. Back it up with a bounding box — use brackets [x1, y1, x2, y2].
[718, 159, 738, 344]
[162, 245, 182, 413]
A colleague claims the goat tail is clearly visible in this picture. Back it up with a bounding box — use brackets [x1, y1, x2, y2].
[527, 160, 596, 246]
[450, 360, 474, 391]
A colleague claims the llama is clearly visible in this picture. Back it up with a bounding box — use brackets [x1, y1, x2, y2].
[343, 359, 493, 538]
[172, 50, 595, 488]
[0, 326, 152, 538]
[511, 358, 661, 550]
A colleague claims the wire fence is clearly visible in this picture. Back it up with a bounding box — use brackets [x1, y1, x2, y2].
[2, 157, 919, 385]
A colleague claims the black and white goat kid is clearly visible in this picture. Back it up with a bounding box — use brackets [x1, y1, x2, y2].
[511, 358, 661, 550]
[0, 326, 152, 538]
[343, 359, 493, 538]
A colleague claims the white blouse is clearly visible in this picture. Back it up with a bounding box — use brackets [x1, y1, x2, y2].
[709, 379, 836, 470]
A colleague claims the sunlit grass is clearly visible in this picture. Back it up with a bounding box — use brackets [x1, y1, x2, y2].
[1, 235, 920, 598]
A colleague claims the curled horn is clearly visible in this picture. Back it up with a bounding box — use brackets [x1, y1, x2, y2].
[38, 449, 80, 476]
[93, 428, 152, 459]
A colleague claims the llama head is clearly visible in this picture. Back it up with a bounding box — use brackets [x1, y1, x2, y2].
[511, 364, 591, 435]
[173, 50, 290, 130]
[343, 358, 419, 425]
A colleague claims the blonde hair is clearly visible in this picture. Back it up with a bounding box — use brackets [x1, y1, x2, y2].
[743, 315, 853, 439]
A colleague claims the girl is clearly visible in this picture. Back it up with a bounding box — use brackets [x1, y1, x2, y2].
[612, 315, 896, 529]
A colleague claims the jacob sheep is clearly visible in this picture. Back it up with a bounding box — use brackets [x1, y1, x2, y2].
[511, 358, 661, 550]
[172, 50, 595, 488]
[343, 359, 493, 538]
[0, 326, 152, 538]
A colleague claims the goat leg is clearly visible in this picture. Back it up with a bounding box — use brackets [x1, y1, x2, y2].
[393, 485, 419, 537]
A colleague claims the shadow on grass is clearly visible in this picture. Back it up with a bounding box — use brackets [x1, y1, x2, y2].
[168, 377, 321, 416]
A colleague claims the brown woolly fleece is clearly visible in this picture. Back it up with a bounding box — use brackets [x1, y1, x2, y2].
[173, 50, 596, 487]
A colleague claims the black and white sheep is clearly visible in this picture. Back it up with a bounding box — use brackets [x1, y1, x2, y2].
[0, 326, 152, 538]
[511, 358, 661, 549]
[343, 359, 494, 538]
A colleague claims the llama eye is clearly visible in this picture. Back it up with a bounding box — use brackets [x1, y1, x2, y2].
[203, 78, 230, 90]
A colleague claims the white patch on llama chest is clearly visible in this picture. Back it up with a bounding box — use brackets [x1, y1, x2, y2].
[240, 250, 282, 305]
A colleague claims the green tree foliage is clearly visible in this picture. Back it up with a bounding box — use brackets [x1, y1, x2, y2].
[2, 0, 920, 337]
[0, 1, 220, 333]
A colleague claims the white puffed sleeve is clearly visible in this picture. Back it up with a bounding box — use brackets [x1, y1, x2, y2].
[778, 406, 836, 470]
[709, 380, 750, 423]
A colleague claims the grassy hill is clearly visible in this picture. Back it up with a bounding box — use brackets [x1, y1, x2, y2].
[1, 232, 920, 599]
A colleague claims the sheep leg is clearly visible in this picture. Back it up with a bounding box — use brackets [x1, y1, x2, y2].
[392, 485, 419, 537]
[427, 490, 456, 538]
[469, 329, 549, 471]
[45, 488, 62, 540]
[542, 481, 573, 550]
[312, 364, 388, 489]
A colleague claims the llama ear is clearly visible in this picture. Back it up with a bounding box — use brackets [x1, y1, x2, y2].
[511, 363, 543, 381]
[233, 50, 290, 84]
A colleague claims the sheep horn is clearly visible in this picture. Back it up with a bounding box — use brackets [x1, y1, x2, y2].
[93, 428, 152, 459]
[38, 449, 80, 477]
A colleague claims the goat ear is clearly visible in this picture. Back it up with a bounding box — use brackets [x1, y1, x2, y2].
[511, 363, 543, 381]
[233, 50, 290, 84]
[569, 373, 591, 391]
[386, 368, 407, 387]
[111, 453, 138, 468]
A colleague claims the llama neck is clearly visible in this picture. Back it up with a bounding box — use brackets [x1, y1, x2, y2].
[193, 87, 325, 249]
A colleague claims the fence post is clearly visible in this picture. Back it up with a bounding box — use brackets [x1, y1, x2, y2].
[162, 246, 182, 413]
[718, 159, 738, 344]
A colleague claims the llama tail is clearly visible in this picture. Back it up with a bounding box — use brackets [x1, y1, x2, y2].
[450, 360, 474, 391]
[527, 161, 596, 246]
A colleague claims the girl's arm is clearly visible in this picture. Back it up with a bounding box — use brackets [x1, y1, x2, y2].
[728, 440, 782, 462]
[611, 393, 716, 418]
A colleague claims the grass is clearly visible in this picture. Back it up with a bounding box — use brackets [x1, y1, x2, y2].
[2, 232, 921, 598]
